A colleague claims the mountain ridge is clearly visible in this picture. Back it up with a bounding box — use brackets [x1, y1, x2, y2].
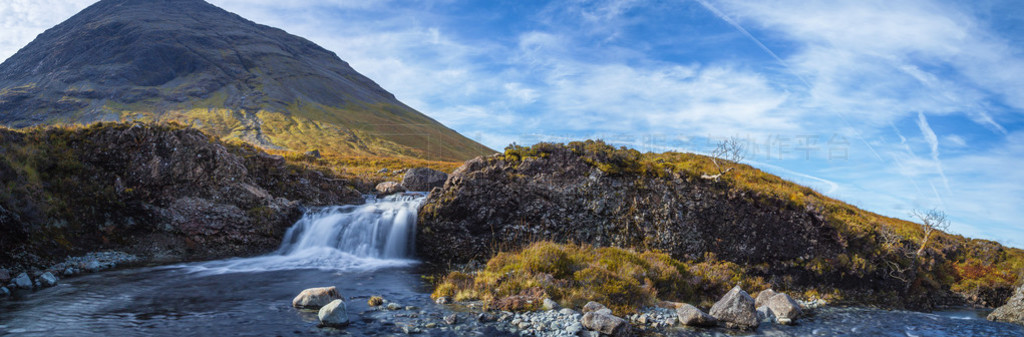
[0, 0, 493, 161]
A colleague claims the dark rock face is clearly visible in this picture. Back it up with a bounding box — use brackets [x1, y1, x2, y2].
[0, 0, 397, 122]
[989, 282, 1024, 325]
[417, 147, 845, 288]
[0, 124, 361, 272]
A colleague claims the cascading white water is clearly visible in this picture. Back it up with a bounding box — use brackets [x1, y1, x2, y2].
[277, 193, 422, 258]
[184, 193, 426, 274]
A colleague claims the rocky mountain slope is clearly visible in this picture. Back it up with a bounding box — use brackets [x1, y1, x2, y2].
[0, 0, 493, 161]
[0, 122, 362, 272]
[417, 141, 1024, 309]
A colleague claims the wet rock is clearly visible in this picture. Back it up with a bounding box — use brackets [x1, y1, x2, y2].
[435, 296, 451, 304]
[317, 299, 349, 327]
[767, 293, 803, 320]
[756, 306, 775, 323]
[401, 168, 447, 191]
[581, 311, 629, 336]
[755, 289, 778, 308]
[477, 313, 496, 322]
[0, 286, 9, 297]
[292, 286, 342, 309]
[444, 313, 458, 325]
[376, 181, 405, 195]
[11, 273, 32, 289]
[37, 272, 58, 288]
[425, 322, 437, 328]
[677, 303, 717, 327]
[988, 282, 1024, 325]
[710, 285, 759, 330]
[778, 317, 793, 325]
[387, 302, 402, 311]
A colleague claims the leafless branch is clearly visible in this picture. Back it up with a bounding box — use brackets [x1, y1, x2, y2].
[910, 208, 950, 257]
[702, 137, 745, 181]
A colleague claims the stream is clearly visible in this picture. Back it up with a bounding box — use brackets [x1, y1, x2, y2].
[1, 194, 1022, 336]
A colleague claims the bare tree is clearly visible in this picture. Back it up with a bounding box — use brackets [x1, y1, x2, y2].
[910, 208, 950, 257]
[701, 137, 745, 181]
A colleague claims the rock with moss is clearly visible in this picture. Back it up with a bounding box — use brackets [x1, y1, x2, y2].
[292, 286, 342, 309]
[710, 285, 758, 330]
[988, 282, 1024, 325]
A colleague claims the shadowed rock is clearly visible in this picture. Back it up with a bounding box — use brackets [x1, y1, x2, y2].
[677, 303, 717, 327]
[988, 283, 1024, 325]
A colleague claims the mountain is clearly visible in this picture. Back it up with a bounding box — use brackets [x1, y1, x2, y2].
[0, 0, 493, 161]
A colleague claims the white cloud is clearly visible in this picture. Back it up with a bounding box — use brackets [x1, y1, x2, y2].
[0, 0, 94, 63]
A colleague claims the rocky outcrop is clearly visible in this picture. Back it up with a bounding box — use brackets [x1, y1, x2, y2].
[401, 168, 448, 192]
[676, 303, 717, 327]
[988, 283, 1024, 325]
[292, 286, 342, 309]
[317, 299, 349, 327]
[710, 285, 759, 330]
[0, 124, 361, 275]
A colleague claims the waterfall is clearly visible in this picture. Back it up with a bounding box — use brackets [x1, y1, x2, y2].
[277, 193, 424, 258]
[184, 193, 426, 274]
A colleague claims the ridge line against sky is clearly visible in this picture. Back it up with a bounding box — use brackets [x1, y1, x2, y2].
[2, 0, 1022, 247]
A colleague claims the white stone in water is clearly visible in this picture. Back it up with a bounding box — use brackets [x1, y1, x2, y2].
[38, 272, 57, 287]
[317, 299, 349, 327]
[12, 273, 32, 289]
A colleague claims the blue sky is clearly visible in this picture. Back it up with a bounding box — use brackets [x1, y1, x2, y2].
[3, 0, 1023, 247]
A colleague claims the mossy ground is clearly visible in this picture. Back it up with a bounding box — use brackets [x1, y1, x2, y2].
[431, 241, 768, 315]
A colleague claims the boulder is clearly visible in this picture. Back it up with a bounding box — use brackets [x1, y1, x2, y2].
[317, 299, 349, 327]
[581, 311, 630, 336]
[766, 293, 803, 320]
[401, 168, 447, 191]
[988, 282, 1024, 325]
[37, 272, 58, 288]
[375, 181, 405, 195]
[709, 285, 759, 330]
[12, 273, 32, 289]
[444, 313, 458, 325]
[756, 306, 775, 323]
[292, 286, 342, 309]
[676, 303, 717, 327]
[582, 301, 609, 313]
[754, 289, 778, 308]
